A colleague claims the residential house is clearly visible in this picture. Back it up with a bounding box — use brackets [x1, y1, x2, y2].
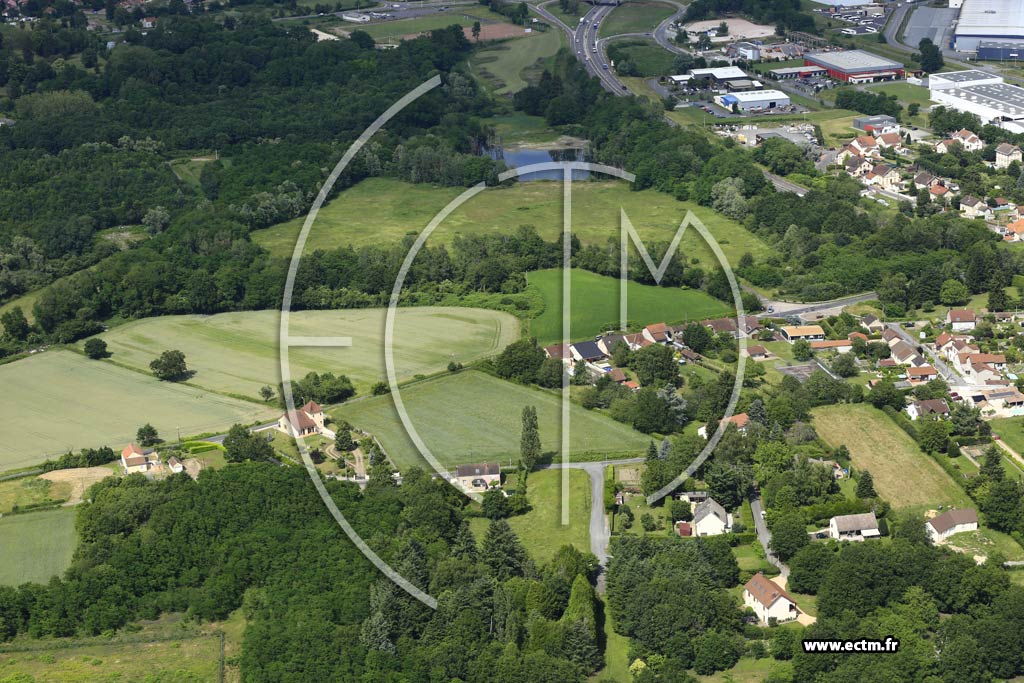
[959, 196, 992, 220]
[849, 331, 869, 342]
[906, 398, 950, 420]
[935, 129, 982, 154]
[570, 341, 604, 362]
[698, 412, 750, 438]
[277, 400, 328, 438]
[167, 456, 185, 474]
[861, 314, 885, 333]
[810, 339, 853, 353]
[929, 184, 950, 203]
[828, 512, 880, 541]
[780, 325, 825, 342]
[926, 508, 978, 542]
[864, 163, 902, 192]
[743, 572, 800, 625]
[454, 462, 501, 490]
[882, 328, 901, 346]
[995, 143, 1022, 169]
[849, 135, 880, 157]
[622, 332, 652, 350]
[607, 367, 628, 383]
[747, 345, 769, 360]
[844, 155, 873, 178]
[890, 340, 919, 365]
[120, 443, 157, 474]
[907, 365, 938, 383]
[642, 322, 672, 344]
[140, 16, 156, 28]
[912, 171, 935, 190]
[693, 497, 730, 536]
[597, 334, 626, 357]
[946, 309, 977, 331]
[543, 343, 570, 360]
[992, 197, 1018, 222]
[876, 132, 904, 152]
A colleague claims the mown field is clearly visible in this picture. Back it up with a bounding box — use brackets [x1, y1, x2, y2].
[354, 8, 511, 41]
[609, 39, 675, 77]
[0, 507, 76, 585]
[94, 307, 519, 400]
[470, 29, 563, 94]
[469, 468, 591, 564]
[332, 370, 650, 470]
[812, 404, 971, 510]
[0, 351, 275, 469]
[251, 178, 777, 270]
[527, 268, 732, 344]
[598, 1, 676, 37]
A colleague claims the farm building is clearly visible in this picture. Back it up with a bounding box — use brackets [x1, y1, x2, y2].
[804, 50, 904, 83]
[953, 0, 1024, 52]
[713, 90, 790, 112]
[926, 509, 978, 542]
[743, 572, 799, 625]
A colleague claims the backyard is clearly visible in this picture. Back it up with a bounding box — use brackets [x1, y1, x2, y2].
[812, 404, 971, 510]
[332, 370, 650, 470]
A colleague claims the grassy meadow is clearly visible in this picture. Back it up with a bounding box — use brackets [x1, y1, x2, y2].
[0, 350, 275, 469]
[469, 468, 591, 564]
[598, 1, 676, 37]
[0, 507, 76, 585]
[94, 307, 519, 400]
[608, 39, 675, 77]
[812, 404, 970, 511]
[251, 178, 777, 271]
[0, 475, 70, 514]
[470, 29, 563, 94]
[332, 370, 650, 470]
[527, 268, 732, 344]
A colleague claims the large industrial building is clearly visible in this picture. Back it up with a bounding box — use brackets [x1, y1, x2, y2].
[953, 0, 1024, 53]
[714, 90, 791, 112]
[803, 50, 904, 83]
[928, 70, 1024, 133]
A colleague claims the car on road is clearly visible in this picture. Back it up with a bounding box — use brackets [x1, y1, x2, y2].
[602, 63, 608, 70]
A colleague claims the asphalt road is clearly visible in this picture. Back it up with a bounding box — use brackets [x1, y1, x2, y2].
[886, 321, 963, 386]
[750, 493, 788, 576]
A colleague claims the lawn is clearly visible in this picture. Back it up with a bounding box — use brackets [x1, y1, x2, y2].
[989, 417, 1024, 457]
[812, 404, 971, 510]
[608, 39, 675, 77]
[865, 82, 934, 107]
[0, 507, 76, 585]
[250, 178, 778, 269]
[470, 29, 563, 94]
[469, 468, 590, 564]
[698, 657, 792, 683]
[598, 1, 676, 37]
[94, 307, 519, 400]
[945, 527, 1024, 562]
[527, 268, 732, 344]
[0, 614, 225, 683]
[0, 350, 276, 470]
[332, 370, 650, 470]
[596, 601, 633, 683]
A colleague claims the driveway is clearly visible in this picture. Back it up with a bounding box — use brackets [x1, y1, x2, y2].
[750, 493, 788, 577]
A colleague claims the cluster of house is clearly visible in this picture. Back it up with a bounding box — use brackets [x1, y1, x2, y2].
[119, 443, 184, 475]
[545, 317, 764, 386]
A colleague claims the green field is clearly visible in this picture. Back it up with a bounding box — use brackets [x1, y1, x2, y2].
[469, 468, 590, 564]
[0, 351, 275, 469]
[251, 178, 777, 271]
[358, 9, 511, 41]
[598, 1, 676, 37]
[989, 417, 1024, 456]
[609, 38, 675, 77]
[0, 475, 70, 514]
[94, 307, 519, 400]
[812, 404, 970, 510]
[0, 614, 226, 683]
[0, 507, 76, 585]
[471, 30, 563, 94]
[527, 268, 731, 344]
[332, 370, 650, 470]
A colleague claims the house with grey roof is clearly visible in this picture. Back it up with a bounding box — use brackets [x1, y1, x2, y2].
[693, 497, 730, 536]
[828, 512, 880, 541]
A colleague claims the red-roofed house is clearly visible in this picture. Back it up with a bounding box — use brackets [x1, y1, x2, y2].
[642, 322, 671, 344]
[277, 400, 327, 438]
[946, 309, 976, 332]
[743, 572, 799, 625]
[698, 413, 750, 438]
[120, 443, 157, 474]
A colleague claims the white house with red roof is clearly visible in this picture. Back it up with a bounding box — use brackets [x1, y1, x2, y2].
[277, 400, 329, 438]
[698, 412, 750, 438]
[743, 572, 799, 625]
[120, 443, 158, 474]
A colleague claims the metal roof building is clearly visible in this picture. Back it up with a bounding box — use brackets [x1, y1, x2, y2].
[804, 50, 904, 82]
[954, 0, 1024, 52]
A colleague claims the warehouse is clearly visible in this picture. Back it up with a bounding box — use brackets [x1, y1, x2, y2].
[928, 69, 1003, 90]
[714, 90, 791, 112]
[929, 76, 1024, 130]
[767, 65, 826, 80]
[689, 66, 749, 86]
[953, 0, 1024, 52]
[804, 50, 904, 82]
[977, 41, 1024, 61]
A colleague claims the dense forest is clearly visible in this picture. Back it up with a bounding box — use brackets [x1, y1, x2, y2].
[0, 465, 604, 682]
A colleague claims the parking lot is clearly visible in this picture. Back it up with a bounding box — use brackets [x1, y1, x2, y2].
[903, 6, 958, 50]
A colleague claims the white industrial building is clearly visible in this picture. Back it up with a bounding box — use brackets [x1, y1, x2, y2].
[954, 0, 1024, 52]
[714, 89, 790, 112]
[929, 70, 1024, 132]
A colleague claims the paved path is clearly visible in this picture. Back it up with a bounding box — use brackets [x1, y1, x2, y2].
[750, 493, 788, 577]
[753, 291, 878, 319]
